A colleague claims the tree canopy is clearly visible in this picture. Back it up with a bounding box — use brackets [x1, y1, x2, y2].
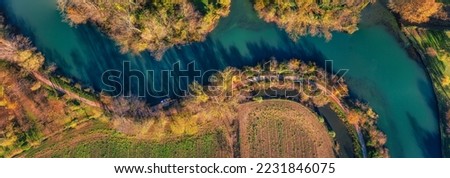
[58, 0, 231, 59]
[0, 15, 44, 71]
[388, 0, 443, 23]
[253, 0, 373, 41]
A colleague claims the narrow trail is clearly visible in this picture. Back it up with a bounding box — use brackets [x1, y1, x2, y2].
[31, 71, 102, 108]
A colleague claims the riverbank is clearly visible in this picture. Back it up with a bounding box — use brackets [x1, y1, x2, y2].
[402, 27, 450, 157]
[365, 0, 446, 157]
[57, 0, 231, 58]
[13, 59, 386, 158]
[378, 0, 450, 157]
[31, 71, 101, 108]
[0, 61, 108, 158]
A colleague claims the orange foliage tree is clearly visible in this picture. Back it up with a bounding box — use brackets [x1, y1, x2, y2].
[388, 0, 443, 23]
[347, 110, 361, 125]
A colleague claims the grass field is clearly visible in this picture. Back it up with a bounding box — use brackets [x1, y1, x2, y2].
[22, 120, 232, 158]
[238, 100, 335, 158]
[22, 100, 336, 158]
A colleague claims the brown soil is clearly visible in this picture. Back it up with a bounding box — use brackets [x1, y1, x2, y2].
[238, 100, 335, 158]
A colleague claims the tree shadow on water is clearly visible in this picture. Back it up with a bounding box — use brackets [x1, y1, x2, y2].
[246, 34, 329, 66]
[407, 112, 442, 158]
[417, 79, 439, 119]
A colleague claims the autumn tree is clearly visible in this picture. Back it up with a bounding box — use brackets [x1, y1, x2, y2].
[311, 95, 330, 107]
[0, 16, 44, 71]
[388, 0, 443, 23]
[254, 0, 373, 41]
[108, 96, 153, 120]
[347, 110, 362, 125]
[58, 0, 231, 59]
[189, 81, 210, 104]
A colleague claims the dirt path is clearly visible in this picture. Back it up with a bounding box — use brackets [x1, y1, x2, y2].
[32, 71, 102, 108]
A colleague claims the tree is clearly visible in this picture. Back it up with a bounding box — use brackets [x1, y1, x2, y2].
[253, 0, 373, 41]
[0, 16, 44, 71]
[288, 59, 301, 71]
[347, 110, 361, 125]
[442, 76, 450, 87]
[57, 0, 231, 59]
[388, 0, 443, 23]
[189, 81, 209, 104]
[311, 95, 330, 107]
[108, 96, 152, 120]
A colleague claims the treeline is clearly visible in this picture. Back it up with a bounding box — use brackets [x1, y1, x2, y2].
[346, 102, 388, 158]
[0, 61, 108, 157]
[388, 0, 446, 24]
[103, 59, 352, 124]
[57, 0, 231, 59]
[253, 0, 374, 41]
[0, 15, 44, 71]
[0, 14, 108, 158]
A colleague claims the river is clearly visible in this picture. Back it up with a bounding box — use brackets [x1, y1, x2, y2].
[0, 0, 441, 157]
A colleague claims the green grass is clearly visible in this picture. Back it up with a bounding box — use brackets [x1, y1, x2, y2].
[50, 133, 224, 158]
[49, 76, 98, 101]
[23, 120, 229, 158]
